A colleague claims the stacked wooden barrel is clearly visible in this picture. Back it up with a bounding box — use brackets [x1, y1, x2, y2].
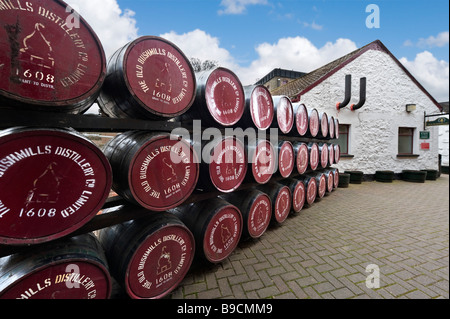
[0, 1, 114, 299]
[0, 1, 342, 300]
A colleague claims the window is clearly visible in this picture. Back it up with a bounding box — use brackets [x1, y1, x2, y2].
[398, 127, 414, 155]
[336, 124, 350, 155]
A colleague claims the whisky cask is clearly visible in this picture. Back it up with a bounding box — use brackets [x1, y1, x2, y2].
[318, 112, 329, 139]
[99, 210, 195, 299]
[334, 118, 340, 139]
[301, 175, 317, 207]
[0, 0, 106, 114]
[237, 85, 274, 130]
[309, 172, 327, 200]
[329, 168, 340, 189]
[0, 233, 111, 299]
[328, 115, 335, 139]
[103, 131, 199, 211]
[328, 143, 335, 166]
[308, 142, 319, 171]
[0, 127, 112, 245]
[279, 178, 306, 214]
[307, 108, 320, 138]
[292, 103, 309, 137]
[292, 142, 308, 175]
[257, 182, 292, 225]
[246, 139, 276, 184]
[278, 140, 294, 178]
[170, 198, 242, 263]
[183, 67, 245, 127]
[221, 189, 271, 240]
[271, 96, 294, 134]
[98, 36, 196, 119]
[319, 143, 329, 169]
[324, 170, 335, 194]
[334, 144, 341, 164]
[197, 136, 247, 193]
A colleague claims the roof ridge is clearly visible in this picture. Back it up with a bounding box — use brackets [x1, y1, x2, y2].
[269, 39, 441, 111]
[270, 40, 380, 98]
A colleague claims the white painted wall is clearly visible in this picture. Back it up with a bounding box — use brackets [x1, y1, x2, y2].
[298, 49, 441, 175]
[439, 124, 449, 166]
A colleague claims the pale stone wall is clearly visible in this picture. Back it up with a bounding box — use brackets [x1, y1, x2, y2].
[298, 49, 441, 175]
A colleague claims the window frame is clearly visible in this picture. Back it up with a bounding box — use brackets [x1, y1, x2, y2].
[336, 124, 350, 155]
[398, 127, 415, 155]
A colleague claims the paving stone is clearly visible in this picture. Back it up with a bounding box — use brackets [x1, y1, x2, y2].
[404, 289, 433, 299]
[313, 282, 335, 294]
[331, 287, 355, 299]
[241, 279, 264, 292]
[257, 286, 281, 299]
[167, 175, 449, 300]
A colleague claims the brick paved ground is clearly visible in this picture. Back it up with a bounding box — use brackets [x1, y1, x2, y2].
[168, 174, 449, 299]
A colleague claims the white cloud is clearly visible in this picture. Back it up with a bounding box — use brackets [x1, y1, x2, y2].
[160, 29, 240, 71]
[400, 51, 449, 102]
[66, 0, 138, 114]
[67, 0, 138, 58]
[218, 0, 269, 15]
[157, 30, 358, 86]
[404, 31, 449, 49]
[302, 21, 323, 31]
[239, 37, 358, 84]
[418, 31, 449, 48]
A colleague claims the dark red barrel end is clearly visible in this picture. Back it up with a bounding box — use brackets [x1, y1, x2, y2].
[0, 0, 106, 114]
[0, 128, 112, 245]
[98, 36, 196, 119]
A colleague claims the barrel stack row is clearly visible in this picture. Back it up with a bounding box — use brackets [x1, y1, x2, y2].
[0, 2, 341, 299]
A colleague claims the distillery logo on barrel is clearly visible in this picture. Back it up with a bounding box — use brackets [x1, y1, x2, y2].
[0, 128, 111, 244]
[292, 182, 305, 213]
[205, 68, 245, 126]
[296, 104, 308, 136]
[204, 206, 242, 263]
[334, 144, 341, 164]
[127, 226, 194, 299]
[274, 187, 291, 224]
[0, 0, 105, 105]
[252, 140, 275, 184]
[209, 137, 246, 193]
[130, 137, 199, 211]
[279, 141, 294, 178]
[248, 194, 271, 238]
[125, 37, 195, 116]
[318, 174, 327, 199]
[320, 113, 329, 138]
[250, 86, 274, 130]
[329, 116, 335, 139]
[277, 97, 294, 134]
[309, 143, 319, 171]
[326, 171, 334, 193]
[309, 109, 320, 137]
[296, 143, 309, 175]
[320, 144, 329, 169]
[0, 262, 110, 299]
[306, 178, 317, 206]
[333, 169, 340, 189]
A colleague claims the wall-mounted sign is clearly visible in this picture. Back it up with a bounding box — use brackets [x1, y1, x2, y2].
[426, 117, 449, 126]
[420, 143, 430, 150]
[419, 131, 430, 139]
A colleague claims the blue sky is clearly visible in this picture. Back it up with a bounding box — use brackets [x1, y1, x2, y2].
[72, 0, 449, 101]
[117, 0, 449, 62]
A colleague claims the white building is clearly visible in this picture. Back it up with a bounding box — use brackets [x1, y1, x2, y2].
[438, 102, 449, 167]
[271, 40, 444, 177]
